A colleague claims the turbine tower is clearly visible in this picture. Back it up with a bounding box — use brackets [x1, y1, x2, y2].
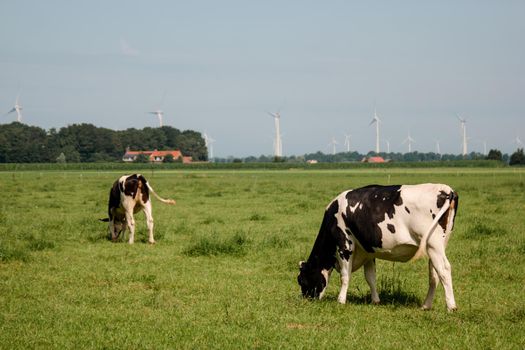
[7, 94, 23, 122]
[369, 108, 381, 153]
[329, 137, 338, 155]
[402, 131, 416, 153]
[457, 114, 468, 156]
[435, 140, 441, 155]
[267, 112, 282, 158]
[384, 139, 391, 153]
[203, 132, 216, 161]
[515, 136, 523, 148]
[343, 133, 352, 152]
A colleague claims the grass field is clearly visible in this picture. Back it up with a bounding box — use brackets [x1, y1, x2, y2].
[1, 168, 524, 349]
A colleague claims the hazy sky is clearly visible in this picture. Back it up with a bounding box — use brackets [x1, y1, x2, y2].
[1, 1, 523, 157]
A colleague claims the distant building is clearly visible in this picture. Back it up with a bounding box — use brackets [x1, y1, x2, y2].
[123, 148, 192, 163]
[306, 159, 318, 164]
[362, 156, 386, 163]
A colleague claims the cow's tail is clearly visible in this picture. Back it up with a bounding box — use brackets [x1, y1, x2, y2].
[411, 192, 456, 262]
[145, 182, 176, 205]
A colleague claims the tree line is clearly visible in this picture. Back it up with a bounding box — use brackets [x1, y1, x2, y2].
[0, 122, 207, 163]
[1, 121, 523, 165]
[216, 149, 525, 165]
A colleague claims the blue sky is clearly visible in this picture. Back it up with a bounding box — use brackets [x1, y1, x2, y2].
[1, 1, 523, 156]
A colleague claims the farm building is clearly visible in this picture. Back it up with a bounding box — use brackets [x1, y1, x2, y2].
[361, 156, 387, 163]
[122, 149, 192, 163]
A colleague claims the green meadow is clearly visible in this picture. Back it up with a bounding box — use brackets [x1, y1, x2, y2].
[1, 168, 524, 349]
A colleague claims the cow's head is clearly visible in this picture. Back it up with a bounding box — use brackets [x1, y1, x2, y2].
[109, 219, 126, 240]
[100, 217, 126, 241]
[297, 260, 327, 299]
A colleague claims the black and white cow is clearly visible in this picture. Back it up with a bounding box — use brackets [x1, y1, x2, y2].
[101, 174, 176, 244]
[297, 184, 459, 311]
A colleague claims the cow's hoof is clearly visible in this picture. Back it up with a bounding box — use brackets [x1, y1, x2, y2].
[128, 241, 134, 245]
[372, 300, 381, 305]
[421, 305, 432, 311]
[447, 306, 458, 313]
[148, 240, 156, 245]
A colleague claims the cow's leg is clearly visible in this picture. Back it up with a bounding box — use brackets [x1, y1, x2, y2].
[427, 246, 457, 311]
[125, 211, 136, 244]
[421, 260, 440, 310]
[336, 236, 353, 304]
[364, 259, 380, 304]
[143, 202, 155, 244]
[318, 268, 333, 300]
[109, 221, 118, 242]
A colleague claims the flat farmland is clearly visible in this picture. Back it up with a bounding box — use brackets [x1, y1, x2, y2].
[0, 168, 524, 349]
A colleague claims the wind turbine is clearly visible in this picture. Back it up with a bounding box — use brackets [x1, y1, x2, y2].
[435, 140, 441, 155]
[402, 131, 416, 153]
[6, 93, 23, 122]
[148, 110, 164, 127]
[203, 132, 216, 161]
[369, 107, 381, 153]
[457, 114, 468, 156]
[267, 111, 282, 158]
[384, 139, 391, 153]
[515, 136, 523, 148]
[328, 137, 338, 155]
[148, 92, 166, 127]
[343, 133, 352, 152]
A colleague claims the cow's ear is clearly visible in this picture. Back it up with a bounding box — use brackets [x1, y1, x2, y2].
[99, 218, 110, 222]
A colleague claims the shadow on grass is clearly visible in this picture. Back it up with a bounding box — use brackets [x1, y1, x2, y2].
[348, 290, 420, 307]
[310, 290, 421, 308]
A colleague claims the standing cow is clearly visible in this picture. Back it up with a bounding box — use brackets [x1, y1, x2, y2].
[297, 184, 459, 311]
[101, 174, 176, 244]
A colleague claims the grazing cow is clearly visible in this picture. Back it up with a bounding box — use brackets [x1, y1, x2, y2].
[297, 184, 459, 311]
[101, 174, 176, 244]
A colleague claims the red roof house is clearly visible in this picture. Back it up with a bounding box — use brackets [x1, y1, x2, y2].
[123, 149, 191, 163]
[362, 156, 386, 163]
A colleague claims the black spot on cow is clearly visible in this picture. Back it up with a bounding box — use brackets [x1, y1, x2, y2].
[333, 223, 353, 261]
[405, 206, 410, 214]
[436, 190, 449, 209]
[343, 185, 402, 252]
[387, 224, 396, 234]
[108, 180, 122, 220]
[137, 175, 150, 203]
[432, 214, 436, 219]
[438, 191, 459, 231]
[122, 174, 150, 202]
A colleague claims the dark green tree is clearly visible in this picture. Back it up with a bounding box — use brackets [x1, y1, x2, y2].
[509, 148, 525, 166]
[486, 149, 503, 161]
[0, 122, 51, 162]
[134, 153, 150, 163]
[163, 154, 175, 163]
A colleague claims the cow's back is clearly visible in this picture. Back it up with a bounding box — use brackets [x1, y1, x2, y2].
[338, 183, 455, 262]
